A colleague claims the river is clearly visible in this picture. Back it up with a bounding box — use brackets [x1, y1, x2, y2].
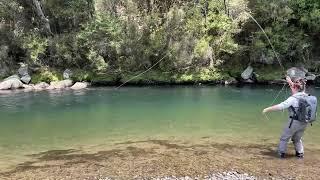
[1, 86, 320, 171]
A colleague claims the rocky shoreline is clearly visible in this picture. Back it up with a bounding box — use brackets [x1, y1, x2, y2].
[1, 64, 320, 93]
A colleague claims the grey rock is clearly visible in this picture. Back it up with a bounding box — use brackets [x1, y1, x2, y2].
[71, 82, 89, 90]
[21, 74, 31, 84]
[287, 67, 307, 80]
[4, 75, 20, 81]
[241, 66, 253, 80]
[63, 69, 73, 79]
[306, 74, 316, 81]
[18, 63, 29, 76]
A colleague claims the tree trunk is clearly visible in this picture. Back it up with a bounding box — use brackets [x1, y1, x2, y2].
[223, 0, 230, 17]
[30, 0, 53, 36]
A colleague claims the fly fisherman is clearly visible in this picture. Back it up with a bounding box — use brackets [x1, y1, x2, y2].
[262, 75, 317, 159]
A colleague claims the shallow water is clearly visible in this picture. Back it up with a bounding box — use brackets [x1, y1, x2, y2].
[0, 86, 320, 170]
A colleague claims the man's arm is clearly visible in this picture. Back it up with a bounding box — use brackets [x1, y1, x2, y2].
[262, 105, 282, 114]
[262, 96, 295, 115]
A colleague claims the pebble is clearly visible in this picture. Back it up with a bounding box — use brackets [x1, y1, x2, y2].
[95, 171, 257, 180]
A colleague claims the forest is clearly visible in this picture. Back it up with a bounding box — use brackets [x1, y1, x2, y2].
[0, 0, 320, 84]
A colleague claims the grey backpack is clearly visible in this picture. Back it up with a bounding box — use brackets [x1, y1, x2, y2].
[291, 94, 317, 123]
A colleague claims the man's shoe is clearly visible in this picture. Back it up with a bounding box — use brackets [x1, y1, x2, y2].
[296, 152, 304, 159]
[278, 153, 285, 159]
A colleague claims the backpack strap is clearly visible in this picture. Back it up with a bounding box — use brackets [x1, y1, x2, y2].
[289, 106, 297, 128]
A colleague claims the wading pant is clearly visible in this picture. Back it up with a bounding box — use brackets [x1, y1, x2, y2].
[278, 119, 308, 154]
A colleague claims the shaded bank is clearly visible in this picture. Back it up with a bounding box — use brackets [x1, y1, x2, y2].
[1, 139, 320, 179]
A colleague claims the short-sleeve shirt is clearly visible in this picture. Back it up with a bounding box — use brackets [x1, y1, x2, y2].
[276, 92, 307, 116]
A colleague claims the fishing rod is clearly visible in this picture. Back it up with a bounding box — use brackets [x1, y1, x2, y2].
[115, 11, 286, 92]
[243, 11, 290, 122]
[244, 12, 285, 72]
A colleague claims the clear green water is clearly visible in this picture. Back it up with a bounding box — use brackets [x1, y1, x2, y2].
[1, 86, 320, 169]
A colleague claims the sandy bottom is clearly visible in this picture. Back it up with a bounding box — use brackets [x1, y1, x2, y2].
[1, 138, 320, 180]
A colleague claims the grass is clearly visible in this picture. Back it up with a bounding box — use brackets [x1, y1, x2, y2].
[31, 68, 63, 84]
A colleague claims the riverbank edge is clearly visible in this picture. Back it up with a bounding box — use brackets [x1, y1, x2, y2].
[32, 66, 288, 86]
[2, 65, 318, 91]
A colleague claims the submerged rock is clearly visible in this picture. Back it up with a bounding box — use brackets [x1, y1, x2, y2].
[71, 82, 89, 90]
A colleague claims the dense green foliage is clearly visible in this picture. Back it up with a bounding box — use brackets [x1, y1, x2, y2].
[0, 0, 320, 82]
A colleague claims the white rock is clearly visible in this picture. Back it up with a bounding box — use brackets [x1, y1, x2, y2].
[0, 77, 23, 90]
[71, 82, 89, 90]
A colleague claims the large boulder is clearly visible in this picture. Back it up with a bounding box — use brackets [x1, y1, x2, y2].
[21, 74, 31, 84]
[63, 69, 73, 79]
[0, 77, 23, 90]
[71, 82, 89, 90]
[47, 80, 73, 89]
[241, 66, 254, 80]
[4, 75, 20, 81]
